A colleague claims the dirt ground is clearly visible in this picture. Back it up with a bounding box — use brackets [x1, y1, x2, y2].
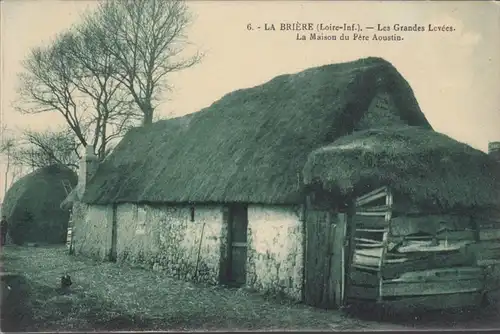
[1, 245, 499, 332]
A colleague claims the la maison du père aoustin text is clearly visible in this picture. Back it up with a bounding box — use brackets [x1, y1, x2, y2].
[248, 22, 455, 41]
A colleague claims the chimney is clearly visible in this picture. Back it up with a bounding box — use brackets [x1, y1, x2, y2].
[488, 141, 500, 163]
[77, 145, 98, 197]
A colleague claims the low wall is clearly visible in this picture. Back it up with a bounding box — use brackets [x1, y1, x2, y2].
[116, 204, 224, 284]
[246, 205, 304, 301]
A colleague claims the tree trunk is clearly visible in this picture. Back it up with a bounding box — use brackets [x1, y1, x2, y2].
[4, 150, 10, 195]
[142, 112, 153, 126]
[141, 103, 154, 126]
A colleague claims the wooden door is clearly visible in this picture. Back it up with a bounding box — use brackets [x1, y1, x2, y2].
[110, 204, 118, 262]
[333, 211, 351, 307]
[304, 209, 350, 309]
[228, 205, 248, 286]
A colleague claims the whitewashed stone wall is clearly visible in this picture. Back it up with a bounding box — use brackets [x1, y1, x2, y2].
[246, 205, 304, 301]
[116, 204, 225, 284]
[72, 201, 306, 301]
[72, 202, 113, 260]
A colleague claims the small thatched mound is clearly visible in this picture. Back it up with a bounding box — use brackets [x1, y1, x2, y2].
[2, 165, 77, 244]
[303, 126, 500, 212]
[83, 57, 431, 205]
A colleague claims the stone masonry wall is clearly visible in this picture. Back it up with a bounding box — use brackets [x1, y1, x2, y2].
[72, 202, 113, 261]
[71, 201, 306, 301]
[116, 204, 225, 284]
[246, 205, 304, 301]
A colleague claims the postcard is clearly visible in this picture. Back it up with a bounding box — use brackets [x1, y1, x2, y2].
[1, 0, 499, 332]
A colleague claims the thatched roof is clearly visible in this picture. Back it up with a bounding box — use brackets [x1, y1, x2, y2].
[2, 164, 77, 244]
[60, 183, 83, 211]
[303, 126, 500, 212]
[83, 57, 431, 205]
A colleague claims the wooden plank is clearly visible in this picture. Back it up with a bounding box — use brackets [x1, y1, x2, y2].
[385, 253, 414, 260]
[352, 263, 380, 272]
[356, 243, 384, 249]
[349, 269, 379, 286]
[355, 186, 388, 207]
[387, 267, 483, 282]
[333, 212, 347, 307]
[477, 259, 500, 266]
[476, 220, 499, 229]
[389, 231, 475, 242]
[378, 205, 391, 301]
[469, 241, 500, 263]
[357, 204, 392, 212]
[353, 254, 382, 267]
[436, 230, 475, 241]
[475, 215, 500, 225]
[355, 228, 387, 233]
[468, 240, 500, 251]
[382, 251, 475, 279]
[324, 213, 337, 309]
[356, 211, 388, 217]
[355, 248, 383, 258]
[382, 279, 483, 297]
[479, 228, 500, 241]
[477, 248, 500, 261]
[346, 285, 378, 300]
[389, 215, 473, 237]
[353, 216, 387, 229]
[343, 206, 357, 306]
[484, 264, 500, 291]
[355, 237, 383, 245]
[378, 292, 482, 311]
[398, 235, 434, 241]
[395, 240, 472, 253]
[356, 186, 387, 202]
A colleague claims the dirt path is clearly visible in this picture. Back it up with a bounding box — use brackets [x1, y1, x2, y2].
[1, 245, 499, 331]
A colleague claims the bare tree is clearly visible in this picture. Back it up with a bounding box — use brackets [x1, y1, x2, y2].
[0, 134, 17, 196]
[17, 44, 89, 146]
[11, 128, 81, 171]
[16, 29, 139, 160]
[55, 30, 141, 158]
[83, 0, 202, 125]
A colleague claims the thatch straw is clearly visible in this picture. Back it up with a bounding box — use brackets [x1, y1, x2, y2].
[60, 184, 83, 211]
[2, 164, 77, 244]
[83, 57, 431, 205]
[303, 126, 500, 212]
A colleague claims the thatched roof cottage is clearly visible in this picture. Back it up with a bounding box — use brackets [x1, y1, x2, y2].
[68, 57, 500, 311]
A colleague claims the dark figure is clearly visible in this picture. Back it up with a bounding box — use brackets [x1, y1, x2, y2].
[60, 274, 72, 289]
[0, 215, 8, 246]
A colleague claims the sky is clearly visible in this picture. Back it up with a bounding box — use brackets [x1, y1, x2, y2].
[0, 0, 499, 200]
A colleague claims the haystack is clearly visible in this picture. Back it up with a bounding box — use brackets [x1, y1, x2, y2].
[2, 164, 77, 244]
[303, 126, 500, 213]
[83, 57, 431, 205]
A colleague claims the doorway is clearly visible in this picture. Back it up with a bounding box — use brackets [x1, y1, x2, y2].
[109, 204, 118, 262]
[227, 204, 249, 287]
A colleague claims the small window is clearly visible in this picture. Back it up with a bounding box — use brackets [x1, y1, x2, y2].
[190, 206, 195, 222]
[136, 206, 147, 235]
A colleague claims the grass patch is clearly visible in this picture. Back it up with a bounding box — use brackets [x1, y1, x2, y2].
[2, 245, 499, 331]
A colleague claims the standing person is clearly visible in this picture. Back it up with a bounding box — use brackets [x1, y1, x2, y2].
[1, 215, 8, 246]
